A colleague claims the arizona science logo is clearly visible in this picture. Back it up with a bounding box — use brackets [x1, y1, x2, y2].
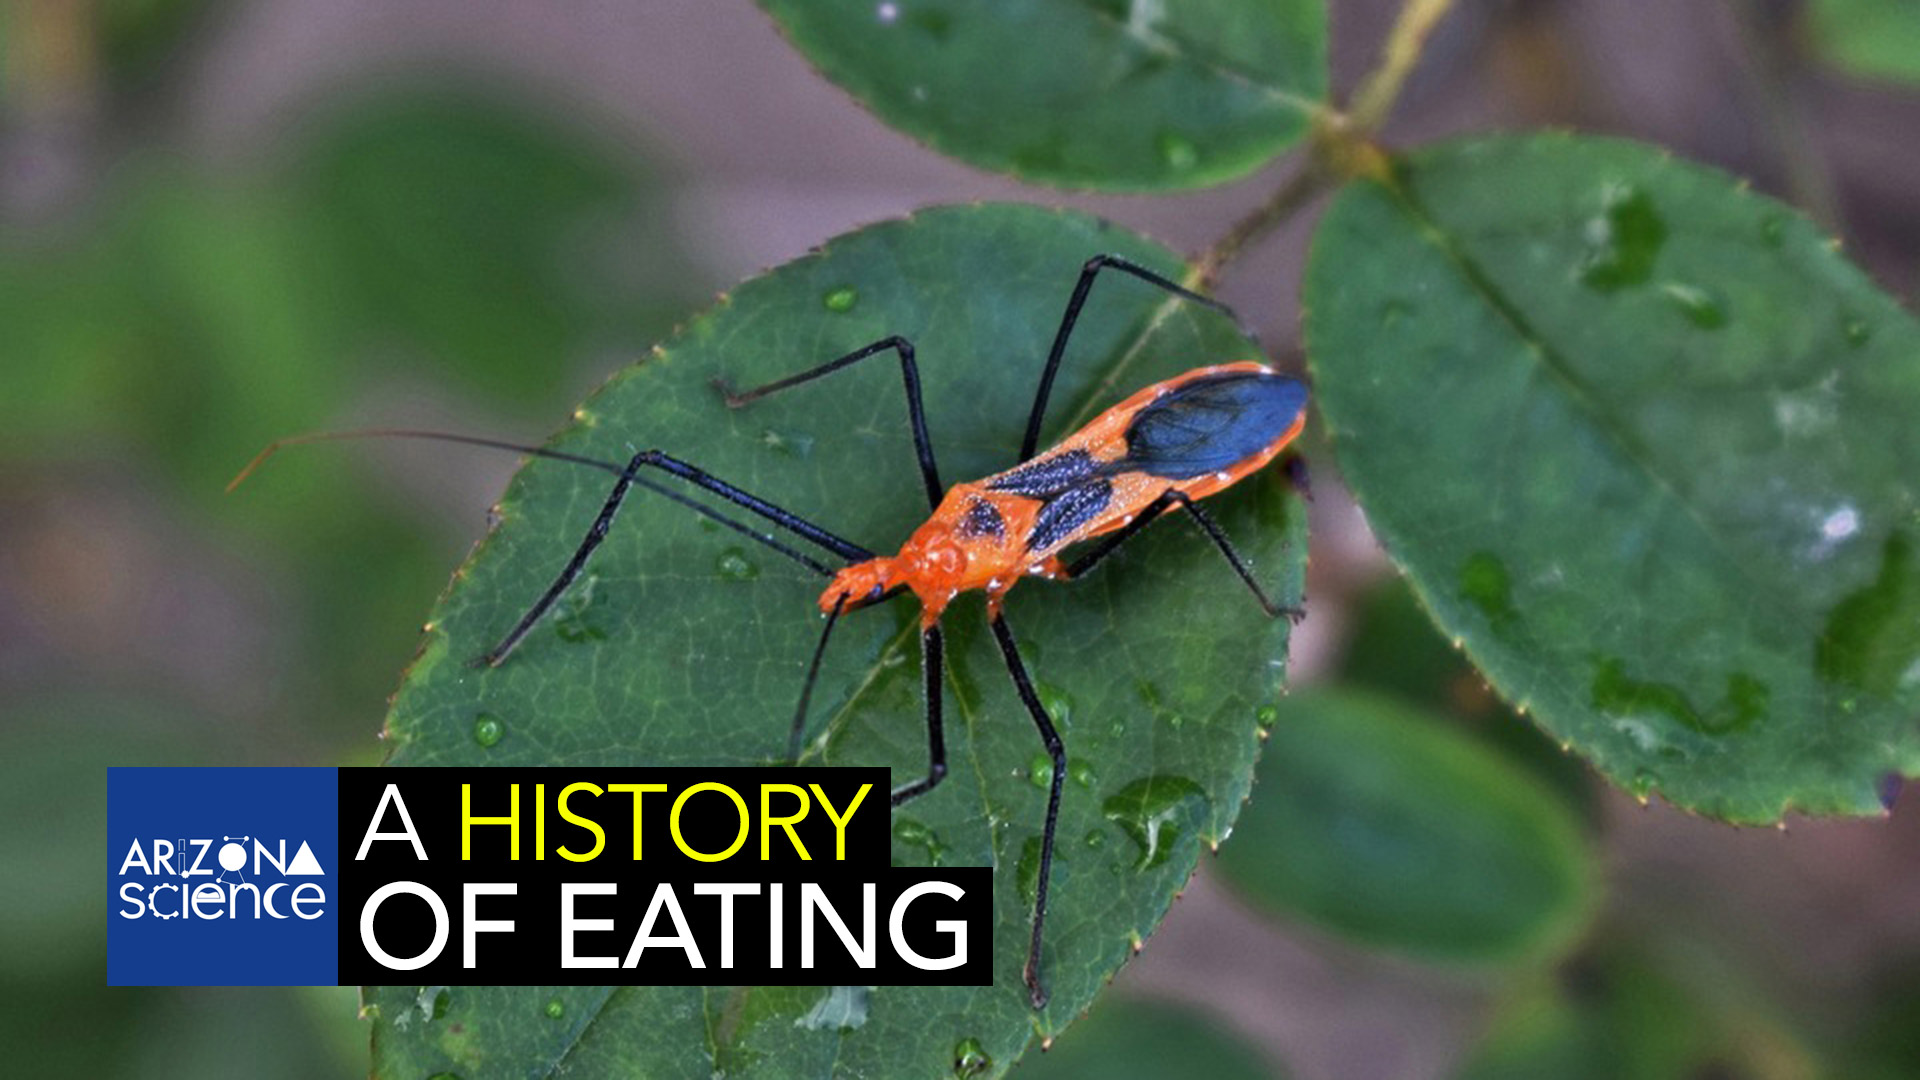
[108, 768, 339, 985]
[117, 833, 328, 921]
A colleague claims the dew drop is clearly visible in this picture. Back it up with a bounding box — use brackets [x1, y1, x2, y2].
[716, 548, 760, 581]
[554, 571, 606, 643]
[1156, 130, 1199, 172]
[1659, 282, 1727, 329]
[1460, 551, 1519, 637]
[1380, 299, 1410, 325]
[427, 1074, 462, 1080]
[1629, 770, 1656, 803]
[796, 985, 873, 1032]
[823, 285, 859, 313]
[1580, 185, 1666, 292]
[1037, 682, 1073, 730]
[1069, 759, 1098, 789]
[1028, 752, 1054, 790]
[544, 998, 565, 1020]
[953, 1037, 992, 1077]
[1844, 319, 1872, 347]
[1102, 775, 1209, 870]
[1255, 704, 1279, 730]
[1084, 828, 1107, 850]
[893, 817, 946, 864]
[761, 428, 816, 459]
[473, 714, 504, 749]
[875, 2, 898, 26]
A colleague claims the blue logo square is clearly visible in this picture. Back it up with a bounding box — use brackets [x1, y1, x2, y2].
[108, 767, 338, 986]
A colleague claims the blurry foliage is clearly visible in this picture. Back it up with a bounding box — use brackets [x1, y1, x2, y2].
[0, 86, 699, 732]
[98, 0, 225, 90]
[1340, 578, 1601, 825]
[1453, 946, 1818, 1080]
[1807, 0, 1920, 84]
[1216, 689, 1596, 967]
[3, 34, 700, 1080]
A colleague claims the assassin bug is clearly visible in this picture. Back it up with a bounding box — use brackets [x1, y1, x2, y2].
[233, 254, 1309, 1009]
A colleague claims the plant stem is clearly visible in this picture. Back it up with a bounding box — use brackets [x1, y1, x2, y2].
[1350, 0, 1458, 133]
[1724, 0, 1841, 229]
[1187, 0, 1460, 289]
[1189, 161, 1331, 292]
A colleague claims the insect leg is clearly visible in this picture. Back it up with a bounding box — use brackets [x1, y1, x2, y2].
[1060, 490, 1302, 622]
[987, 611, 1062, 1010]
[888, 625, 949, 804]
[1020, 254, 1261, 463]
[718, 336, 944, 511]
[786, 594, 848, 764]
[479, 448, 874, 667]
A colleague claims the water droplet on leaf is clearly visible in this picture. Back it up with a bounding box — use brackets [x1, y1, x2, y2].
[1459, 551, 1518, 637]
[1591, 658, 1766, 736]
[1156, 131, 1198, 171]
[1659, 282, 1727, 329]
[554, 571, 606, 643]
[893, 818, 945, 864]
[473, 715, 504, 749]
[953, 1037, 992, 1077]
[716, 548, 760, 581]
[1037, 682, 1073, 730]
[1580, 185, 1666, 292]
[1069, 759, 1097, 789]
[1102, 776, 1209, 869]
[544, 998, 565, 1019]
[823, 285, 859, 313]
[1029, 752, 1054, 790]
[761, 428, 815, 459]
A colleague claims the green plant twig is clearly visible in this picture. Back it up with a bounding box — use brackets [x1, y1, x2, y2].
[1188, 0, 1460, 289]
[1349, 0, 1459, 134]
[1190, 161, 1331, 291]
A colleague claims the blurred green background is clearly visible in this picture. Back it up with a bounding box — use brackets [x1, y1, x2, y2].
[4, 1, 1919, 1077]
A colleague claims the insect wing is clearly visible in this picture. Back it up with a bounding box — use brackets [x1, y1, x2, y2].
[1118, 371, 1308, 480]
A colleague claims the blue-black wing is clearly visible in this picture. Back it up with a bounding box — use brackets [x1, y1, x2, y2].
[1113, 371, 1308, 480]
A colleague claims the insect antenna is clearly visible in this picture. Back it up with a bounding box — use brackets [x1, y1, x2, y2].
[229, 428, 836, 577]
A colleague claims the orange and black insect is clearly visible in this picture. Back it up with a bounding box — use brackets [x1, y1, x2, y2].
[234, 255, 1310, 1008]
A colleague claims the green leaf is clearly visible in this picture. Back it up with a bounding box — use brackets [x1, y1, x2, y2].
[1010, 996, 1284, 1078]
[371, 204, 1307, 1077]
[1807, 0, 1920, 85]
[1304, 134, 1920, 823]
[1214, 690, 1596, 966]
[1451, 949, 1820, 1080]
[758, 0, 1327, 190]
